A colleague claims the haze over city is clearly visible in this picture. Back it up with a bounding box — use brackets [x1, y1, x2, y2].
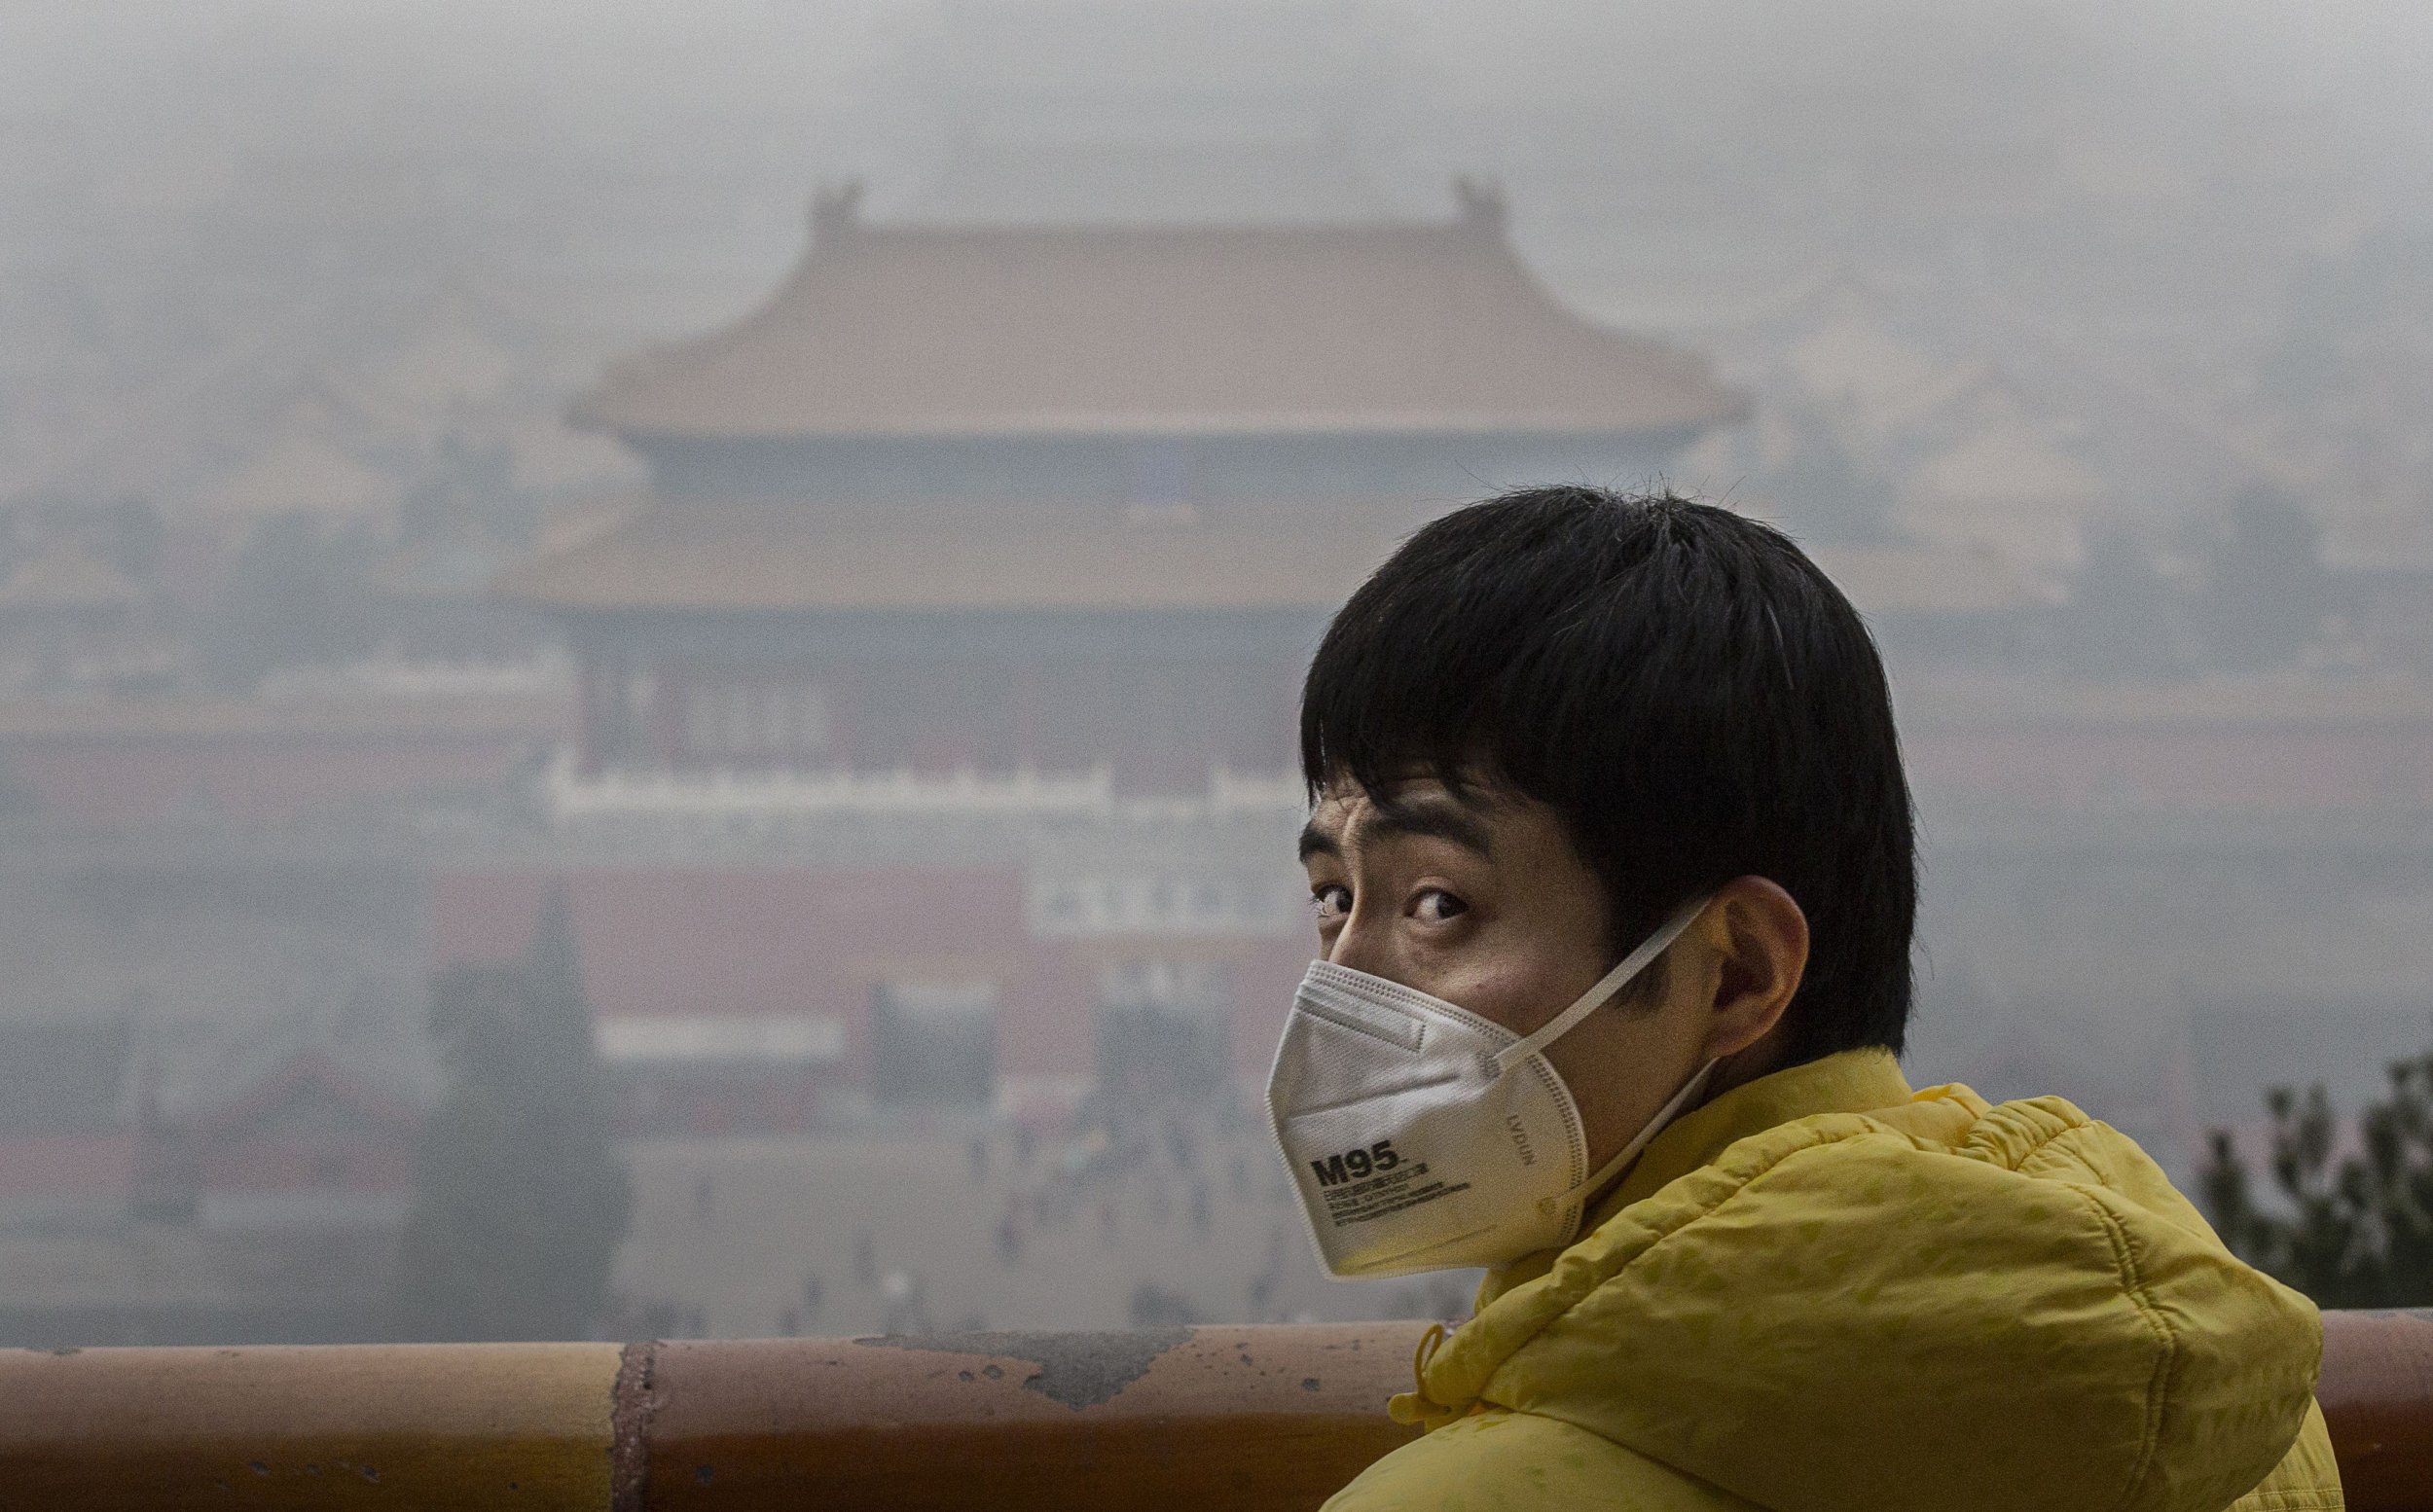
[1, 0, 2431, 1345]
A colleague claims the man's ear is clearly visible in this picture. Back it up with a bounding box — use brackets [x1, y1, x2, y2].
[1694, 876, 1808, 1065]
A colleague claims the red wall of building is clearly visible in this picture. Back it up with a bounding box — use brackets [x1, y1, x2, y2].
[190, 1135, 417, 1197]
[430, 864, 1315, 1088]
[433, 866, 1076, 1079]
[606, 651, 1301, 795]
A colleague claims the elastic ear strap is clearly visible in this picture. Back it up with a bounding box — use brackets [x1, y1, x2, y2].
[1494, 894, 1712, 1073]
[1565, 1057, 1719, 1206]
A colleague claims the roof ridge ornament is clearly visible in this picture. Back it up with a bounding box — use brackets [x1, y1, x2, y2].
[570, 169, 1749, 442]
[810, 179, 866, 249]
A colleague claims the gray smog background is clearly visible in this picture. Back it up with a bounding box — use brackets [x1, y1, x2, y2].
[1, 0, 2430, 1343]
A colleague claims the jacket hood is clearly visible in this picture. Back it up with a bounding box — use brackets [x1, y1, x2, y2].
[1394, 1051, 2324, 1512]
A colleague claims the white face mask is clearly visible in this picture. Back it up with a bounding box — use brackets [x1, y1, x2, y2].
[1265, 896, 1715, 1278]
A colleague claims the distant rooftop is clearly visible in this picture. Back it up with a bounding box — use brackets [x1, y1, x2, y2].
[574, 181, 1745, 443]
[495, 498, 1428, 614]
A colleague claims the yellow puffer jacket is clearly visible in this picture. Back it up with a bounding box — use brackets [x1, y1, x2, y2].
[1325, 1049, 2342, 1512]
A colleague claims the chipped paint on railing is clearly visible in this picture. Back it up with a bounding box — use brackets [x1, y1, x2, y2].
[4, 1316, 2430, 1511]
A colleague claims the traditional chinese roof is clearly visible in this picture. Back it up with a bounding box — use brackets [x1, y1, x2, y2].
[494, 500, 1427, 614]
[574, 183, 1745, 442]
[499, 504, 2089, 620]
[186, 1048, 420, 1139]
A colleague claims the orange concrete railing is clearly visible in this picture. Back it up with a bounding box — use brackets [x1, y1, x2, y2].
[2, 1313, 2429, 1510]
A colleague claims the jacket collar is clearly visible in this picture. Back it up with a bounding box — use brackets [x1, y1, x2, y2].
[1480, 1047, 1912, 1304]
[1607, 1046, 1913, 1213]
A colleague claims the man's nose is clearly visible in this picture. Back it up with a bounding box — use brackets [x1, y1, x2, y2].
[1325, 909, 1394, 978]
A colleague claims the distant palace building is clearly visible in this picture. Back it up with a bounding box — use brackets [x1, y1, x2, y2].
[501, 181, 1742, 793]
[463, 184, 1745, 1126]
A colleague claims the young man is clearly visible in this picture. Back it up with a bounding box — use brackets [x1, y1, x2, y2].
[1268, 487, 2339, 1511]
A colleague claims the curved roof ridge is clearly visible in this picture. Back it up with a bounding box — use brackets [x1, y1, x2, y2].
[576, 188, 1744, 442]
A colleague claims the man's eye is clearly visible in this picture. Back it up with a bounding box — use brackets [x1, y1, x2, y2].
[1412, 888, 1469, 922]
[1311, 883, 1353, 920]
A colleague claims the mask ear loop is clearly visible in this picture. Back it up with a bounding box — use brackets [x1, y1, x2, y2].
[1491, 893, 1713, 1076]
[1536, 1058, 1720, 1223]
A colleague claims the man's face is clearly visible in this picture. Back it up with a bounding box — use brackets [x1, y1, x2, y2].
[1296, 774, 1719, 1181]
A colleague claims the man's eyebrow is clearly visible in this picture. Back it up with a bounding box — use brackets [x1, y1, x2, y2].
[1354, 794, 1494, 859]
[1296, 819, 1340, 863]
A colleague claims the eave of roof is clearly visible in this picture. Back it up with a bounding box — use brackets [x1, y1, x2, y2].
[494, 500, 1425, 615]
[601, 413, 1737, 443]
[495, 503, 2095, 623]
[575, 205, 1746, 442]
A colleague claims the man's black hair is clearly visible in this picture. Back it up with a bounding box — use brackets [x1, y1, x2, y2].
[1299, 486, 1915, 1062]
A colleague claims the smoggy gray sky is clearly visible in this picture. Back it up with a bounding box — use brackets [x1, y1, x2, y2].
[6, 0, 2432, 536]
